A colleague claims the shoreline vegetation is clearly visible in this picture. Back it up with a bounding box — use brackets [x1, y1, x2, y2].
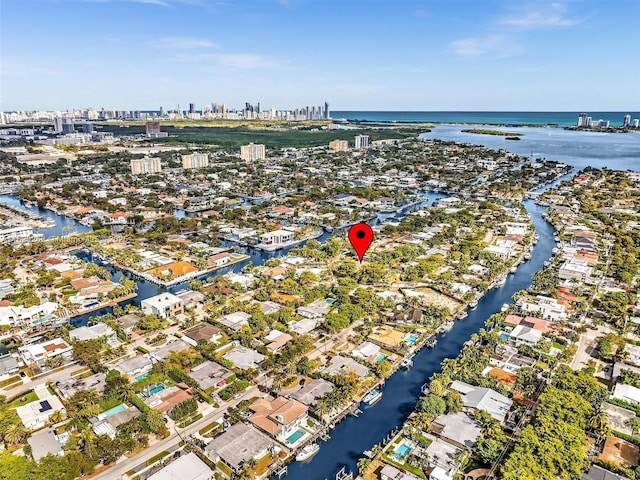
[460, 128, 523, 137]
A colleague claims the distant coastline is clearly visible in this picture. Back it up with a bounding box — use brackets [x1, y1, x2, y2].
[332, 111, 639, 128]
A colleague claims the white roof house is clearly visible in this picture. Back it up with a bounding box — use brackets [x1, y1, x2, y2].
[17, 338, 73, 367]
[450, 380, 513, 422]
[0, 302, 60, 328]
[16, 394, 65, 429]
[612, 383, 640, 405]
[69, 322, 116, 343]
[27, 429, 63, 462]
[508, 325, 543, 347]
[217, 311, 251, 332]
[141, 293, 184, 320]
[147, 452, 212, 480]
[223, 345, 265, 370]
[351, 341, 381, 360]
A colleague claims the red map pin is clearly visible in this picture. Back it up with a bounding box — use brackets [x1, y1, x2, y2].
[348, 223, 374, 262]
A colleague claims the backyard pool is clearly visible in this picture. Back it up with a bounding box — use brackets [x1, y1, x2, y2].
[98, 404, 127, 420]
[325, 298, 335, 305]
[395, 443, 412, 459]
[405, 334, 418, 345]
[286, 429, 305, 445]
[135, 372, 150, 382]
[147, 385, 166, 396]
[500, 332, 510, 342]
[375, 353, 388, 363]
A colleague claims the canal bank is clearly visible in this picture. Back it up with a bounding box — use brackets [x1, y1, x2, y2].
[279, 199, 555, 480]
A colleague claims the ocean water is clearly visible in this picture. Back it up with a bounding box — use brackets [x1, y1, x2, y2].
[332, 111, 639, 127]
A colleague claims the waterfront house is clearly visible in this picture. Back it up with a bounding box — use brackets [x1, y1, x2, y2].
[147, 452, 212, 480]
[449, 380, 513, 422]
[248, 395, 308, 440]
[258, 229, 295, 247]
[208, 252, 232, 268]
[114, 313, 141, 334]
[141, 293, 184, 320]
[288, 379, 335, 408]
[205, 423, 274, 478]
[507, 325, 543, 347]
[27, 429, 64, 463]
[222, 345, 265, 370]
[351, 341, 381, 361]
[520, 295, 567, 322]
[558, 260, 594, 283]
[368, 325, 406, 351]
[17, 338, 73, 368]
[380, 464, 422, 480]
[0, 301, 61, 329]
[322, 355, 370, 378]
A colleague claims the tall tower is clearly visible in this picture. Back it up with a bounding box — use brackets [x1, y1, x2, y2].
[324, 102, 330, 120]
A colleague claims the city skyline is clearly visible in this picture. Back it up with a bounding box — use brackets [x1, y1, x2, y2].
[2, 0, 639, 111]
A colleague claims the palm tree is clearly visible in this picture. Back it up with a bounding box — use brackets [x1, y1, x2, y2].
[357, 457, 372, 474]
[77, 428, 98, 459]
[49, 410, 65, 424]
[5, 424, 28, 445]
[145, 409, 166, 435]
[588, 407, 610, 438]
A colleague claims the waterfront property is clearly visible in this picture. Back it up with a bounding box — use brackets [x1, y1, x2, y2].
[248, 395, 309, 441]
[17, 337, 73, 368]
[449, 380, 513, 422]
[141, 293, 184, 320]
[147, 451, 213, 480]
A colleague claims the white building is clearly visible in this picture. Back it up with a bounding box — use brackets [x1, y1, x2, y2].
[141, 293, 184, 319]
[258, 229, 295, 246]
[0, 226, 43, 244]
[508, 325, 543, 347]
[148, 452, 212, 480]
[182, 152, 209, 169]
[521, 295, 567, 321]
[354, 135, 370, 149]
[240, 143, 265, 161]
[130, 157, 162, 175]
[558, 261, 593, 282]
[16, 394, 66, 429]
[69, 322, 117, 344]
[18, 338, 73, 367]
[0, 302, 60, 329]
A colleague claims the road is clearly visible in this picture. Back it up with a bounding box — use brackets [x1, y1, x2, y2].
[0, 362, 82, 398]
[91, 385, 261, 480]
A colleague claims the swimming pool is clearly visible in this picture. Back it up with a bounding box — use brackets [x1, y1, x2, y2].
[98, 404, 127, 420]
[325, 298, 335, 305]
[286, 429, 305, 445]
[500, 333, 510, 341]
[135, 372, 150, 382]
[376, 353, 388, 362]
[395, 443, 411, 458]
[405, 334, 418, 345]
[147, 385, 165, 396]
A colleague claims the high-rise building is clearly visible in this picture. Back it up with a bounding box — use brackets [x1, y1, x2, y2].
[61, 118, 75, 134]
[189, 103, 196, 114]
[324, 102, 330, 120]
[130, 157, 162, 175]
[633, 119, 639, 128]
[329, 140, 349, 152]
[623, 114, 631, 127]
[240, 143, 266, 161]
[146, 121, 161, 138]
[182, 152, 209, 169]
[53, 116, 64, 133]
[354, 135, 370, 150]
[82, 122, 94, 134]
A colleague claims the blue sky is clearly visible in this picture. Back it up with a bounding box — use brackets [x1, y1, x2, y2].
[1, 0, 639, 111]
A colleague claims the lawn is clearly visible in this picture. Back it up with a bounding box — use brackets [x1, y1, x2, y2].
[7, 391, 38, 408]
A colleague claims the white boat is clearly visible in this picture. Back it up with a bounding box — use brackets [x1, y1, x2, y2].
[552, 247, 559, 254]
[510, 266, 517, 273]
[501, 303, 509, 312]
[524, 252, 532, 260]
[495, 276, 507, 287]
[469, 299, 478, 308]
[544, 261, 551, 267]
[362, 389, 383, 405]
[457, 311, 468, 320]
[439, 321, 454, 333]
[296, 443, 320, 462]
[401, 357, 413, 368]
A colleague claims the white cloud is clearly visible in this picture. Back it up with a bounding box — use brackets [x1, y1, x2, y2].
[153, 36, 217, 49]
[501, 3, 584, 30]
[450, 35, 523, 58]
[167, 52, 277, 69]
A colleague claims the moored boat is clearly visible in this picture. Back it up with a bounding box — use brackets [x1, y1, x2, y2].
[296, 443, 320, 462]
[501, 303, 509, 312]
[362, 389, 383, 405]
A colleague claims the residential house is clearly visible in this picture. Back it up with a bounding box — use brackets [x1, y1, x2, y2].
[265, 330, 293, 353]
[289, 318, 318, 335]
[350, 341, 381, 361]
[288, 379, 335, 408]
[368, 325, 405, 351]
[141, 293, 184, 320]
[208, 252, 231, 268]
[380, 465, 422, 480]
[17, 338, 73, 367]
[91, 405, 141, 439]
[508, 325, 543, 347]
[430, 412, 482, 448]
[612, 384, 640, 405]
[223, 345, 265, 370]
[297, 299, 329, 318]
[150, 339, 192, 363]
[249, 396, 308, 440]
[28, 429, 64, 463]
[115, 355, 153, 378]
[147, 452, 212, 480]
[188, 361, 234, 391]
[217, 311, 251, 332]
[0, 302, 60, 329]
[581, 465, 627, 480]
[114, 313, 141, 334]
[69, 322, 117, 344]
[205, 423, 274, 478]
[182, 323, 223, 347]
[0, 355, 19, 380]
[449, 380, 513, 422]
[520, 295, 567, 321]
[56, 372, 106, 400]
[16, 394, 66, 429]
[258, 229, 295, 246]
[558, 260, 594, 283]
[259, 301, 282, 315]
[322, 355, 370, 378]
